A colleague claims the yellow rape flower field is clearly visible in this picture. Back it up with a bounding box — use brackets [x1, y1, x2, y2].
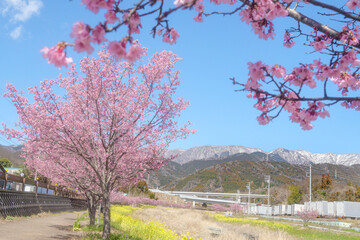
[77, 205, 360, 240]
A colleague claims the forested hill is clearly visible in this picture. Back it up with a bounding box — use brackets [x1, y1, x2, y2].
[0, 144, 24, 166]
[149, 152, 360, 204]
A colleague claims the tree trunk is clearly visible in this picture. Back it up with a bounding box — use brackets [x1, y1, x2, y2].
[102, 190, 111, 239]
[85, 191, 99, 226]
[88, 198, 97, 226]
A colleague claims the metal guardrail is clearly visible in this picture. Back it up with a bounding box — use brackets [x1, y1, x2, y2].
[0, 189, 87, 218]
[150, 189, 268, 205]
[169, 191, 268, 198]
[179, 194, 245, 205]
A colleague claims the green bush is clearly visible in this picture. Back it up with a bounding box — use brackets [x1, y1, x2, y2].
[288, 185, 302, 204]
[149, 192, 156, 199]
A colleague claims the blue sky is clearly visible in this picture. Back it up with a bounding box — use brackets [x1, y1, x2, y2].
[0, 1, 359, 154]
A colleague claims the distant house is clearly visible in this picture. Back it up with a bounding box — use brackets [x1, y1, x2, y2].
[6, 167, 22, 175]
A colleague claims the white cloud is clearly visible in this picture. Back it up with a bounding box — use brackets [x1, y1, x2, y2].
[1, 0, 43, 22]
[10, 25, 22, 39]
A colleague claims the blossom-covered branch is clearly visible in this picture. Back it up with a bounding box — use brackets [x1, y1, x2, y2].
[40, 0, 360, 129]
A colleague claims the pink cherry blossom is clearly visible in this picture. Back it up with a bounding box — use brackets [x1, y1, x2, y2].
[257, 114, 271, 125]
[311, 35, 331, 51]
[346, 0, 360, 10]
[40, 44, 73, 69]
[340, 25, 360, 46]
[162, 28, 180, 45]
[92, 24, 107, 44]
[105, 10, 119, 24]
[81, 0, 114, 14]
[70, 22, 94, 54]
[123, 12, 142, 34]
[108, 40, 127, 60]
[194, 13, 203, 22]
[283, 31, 295, 48]
[267, 3, 288, 20]
[126, 43, 144, 63]
[248, 61, 266, 81]
[271, 64, 286, 78]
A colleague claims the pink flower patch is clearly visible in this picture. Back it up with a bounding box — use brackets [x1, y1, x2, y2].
[40, 44, 73, 69]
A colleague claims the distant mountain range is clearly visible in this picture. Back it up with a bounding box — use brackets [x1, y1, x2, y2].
[0, 144, 24, 166]
[152, 150, 360, 203]
[165, 145, 360, 166]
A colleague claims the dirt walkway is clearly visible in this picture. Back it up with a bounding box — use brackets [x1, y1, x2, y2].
[133, 207, 298, 240]
[0, 212, 84, 240]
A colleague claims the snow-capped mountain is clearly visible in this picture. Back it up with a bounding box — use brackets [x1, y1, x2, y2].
[270, 148, 360, 166]
[166, 145, 360, 166]
[165, 145, 264, 164]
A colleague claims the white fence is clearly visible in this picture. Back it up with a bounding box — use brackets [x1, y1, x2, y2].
[150, 189, 360, 218]
[245, 201, 360, 218]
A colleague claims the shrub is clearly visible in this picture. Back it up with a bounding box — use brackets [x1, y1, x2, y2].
[297, 209, 318, 226]
[287, 185, 302, 204]
[149, 192, 156, 199]
[229, 203, 243, 214]
[211, 204, 229, 212]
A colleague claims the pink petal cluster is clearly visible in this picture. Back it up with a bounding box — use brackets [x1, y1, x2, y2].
[239, 0, 288, 40]
[92, 24, 107, 44]
[211, 204, 229, 212]
[297, 209, 318, 223]
[283, 31, 295, 48]
[210, 203, 243, 213]
[285, 65, 316, 88]
[346, 0, 360, 10]
[310, 35, 331, 51]
[110, 192, 191, 208]
[340, 25, 360, 46]
[108, 40, 144, 63]
[337, 50, 360, 71]
[105, 10, 118, 24]
[123, 12, 142, 34]
[210, 0, 236, 4]
[40, 44, 73, 69]
[333, 72, 360, 96]
[194, 0, 204, 22]
[81, 0, 114, 14]
[341, 100, 360, 111]
[289, 102, 329, 130]
[160, 28, 180, 45]
[108, 40, 127, 60]
[244, 60, 339, 130]
[70, 22, 94, 54]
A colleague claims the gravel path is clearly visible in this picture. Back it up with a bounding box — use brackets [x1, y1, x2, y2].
[0, 212, 84, 240]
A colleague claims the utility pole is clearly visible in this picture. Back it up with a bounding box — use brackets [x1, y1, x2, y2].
[306, 164, 312, 205]
[264, 175, 271, 206]
[335, 168, 337, 179]
[246, 182, 251, 214]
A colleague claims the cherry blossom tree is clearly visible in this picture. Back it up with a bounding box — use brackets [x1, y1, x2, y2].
[2, 49, 194, 239]
[26, 155, 103, 225]
[297, 209, 318, 226]
[42, 0, 360, 130]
